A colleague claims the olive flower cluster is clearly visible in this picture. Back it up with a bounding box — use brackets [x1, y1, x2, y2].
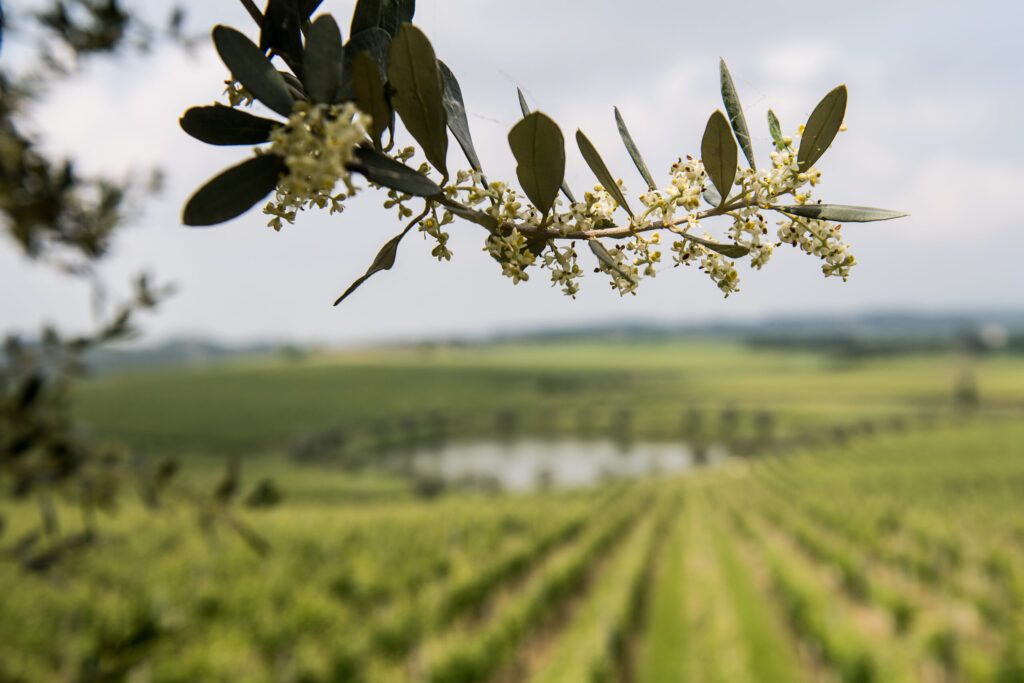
[262, 102, 370, 231]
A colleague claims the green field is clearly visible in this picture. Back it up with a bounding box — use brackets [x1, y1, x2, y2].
[2, 341, 1024, 682]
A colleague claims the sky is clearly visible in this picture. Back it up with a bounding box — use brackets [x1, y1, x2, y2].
[3, 0, 1023, 345]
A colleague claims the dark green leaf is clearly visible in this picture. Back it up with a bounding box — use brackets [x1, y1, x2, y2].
[508, 112, 565, 217]
[334, 227, 410, 305]
[576, 130, 632, 217]
[517, 88, 575, 204]
[701, 110, 737, 205]
[303, 14, 343, 103]
[397, 0, 415, 22]
[588, 239, 635, 282]
[260, 0, 304, 70]
[388, 24, 448, 178]
[302, 0, 325, 17]
[180, 105, 280, 146]
[213, 25, 295, 117]
[350, 0, 382, 36]
[798, 85, 847, 172]
[352, 52, 391, 148]
[683, 233, 749, 258]
[349, 147, 442, 197]
[183, 154, 285, 226]
[445, 203, 499, 230]
[767, 109, 786, 149]
[775, 204, 908, 223]
[339, 27, 391, 101]
[439, 61, 484, 176]
[614, 107, 656, 191]
[719, 59, 755, 171]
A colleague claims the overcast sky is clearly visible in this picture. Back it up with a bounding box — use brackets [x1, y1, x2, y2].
[3, 0, 1023, 344]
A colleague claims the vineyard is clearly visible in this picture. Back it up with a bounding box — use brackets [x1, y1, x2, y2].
[2, 342, 1023, 682]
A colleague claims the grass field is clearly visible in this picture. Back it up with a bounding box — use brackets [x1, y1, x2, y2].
[2, 340, 1023, 682]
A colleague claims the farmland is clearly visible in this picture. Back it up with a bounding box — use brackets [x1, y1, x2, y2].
[1, 340, 1023, 681]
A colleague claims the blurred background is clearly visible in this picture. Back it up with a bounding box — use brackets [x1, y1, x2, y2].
[3, 1, 1024, 682]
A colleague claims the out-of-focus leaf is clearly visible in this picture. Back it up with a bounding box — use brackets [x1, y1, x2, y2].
[213, 25, 294, 117]
[303, 14, 343, 103]
[588, 239, 635, 282]
[576, 130, 632, 217]
[350, 0, 403, 38]
[798, 85, 847, 172]
[508, 112, 565, 217]
[349, 147, 442, 197]
[703, 185, 722, 207]
[183, 154, 285, 226]
[388, 24, 448, 177]
[180, 105, 280, 146]
[776, 204, 908, 223]
[517, 88, 576, 204]
[260, 0, 304, 69]
[339, 27, 391, 101]
[334, 226, 411, 305]
[767, 109, 786, 149]
[719, 59, 755, 171]
[614, 107, 656, 191]
[683, 232, 749, 258]
[352, 52, 391, 148]
[397, 0, 415, 23]
[701, 110, 737, 206]
[439, 60, 483, 175]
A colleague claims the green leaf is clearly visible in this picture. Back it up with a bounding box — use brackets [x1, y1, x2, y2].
[352, 52, 391, 148]
[701, 110, 737, 205]
[334, 227, 410, 305]
[350, 0, 406, 38]
[703, 185, 722, 207]
[260, 0, 304, 71]
[180, 105, 280, 146]
[775, 204, 908, 223]
[439, 60, 484, 175]
[576, 130, 632, 217]
[349, 147, 442, 197]
[613, 107, 656, 191]
[517, 88, 576, 204]
[213, 25, 294, 118]
[798, 85, 847, 172]
[767, 109, 786, 149]
[445, 203, 499, 230]
[508, 112, 565, 217]
[302, 14, 343, 104]
[339, 27, 391, 101]
[388, 24, 448, 178]
[588, 240, 635, 282]
[719, 59, 755, 171]
[683, 233, 749, 258]
[183, 154, 285, 226]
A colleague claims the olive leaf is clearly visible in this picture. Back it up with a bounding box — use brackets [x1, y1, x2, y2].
[703, 185, 722, 207]
[798, 85, 847, 172]
[767, 109, 786, 149]
[338, 27, 391, 101]
[701, 110, 737, 206]
[352, 52, 391, 148]
[302, 14, 343, 104]
[682, 233, 749, 258]
[388, 24, 448, 178]
[183, 154, 286, 226]
[508, 112, 565, 217]
[439, 60, 484, 176]
[588, 240, 635, 283]
[350, 0, 397, 38]
[349, 147, 442, 197]
[260, 0, 304, 71]
[719, 59, 755, 171]
[180, 105, 280, 146]
[397, 0, 415, 23]
[517, 88, 576, 204]
[213, 25, 295, 118]
[576, 130, 633, 217]
[613, 107, 656, 191]
[334, 226, 411, 305]
[445, 203, 499, 230]
[775, 204, 907, 223]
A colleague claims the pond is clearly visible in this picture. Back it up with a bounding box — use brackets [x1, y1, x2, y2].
[399, 439, 727, 492]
